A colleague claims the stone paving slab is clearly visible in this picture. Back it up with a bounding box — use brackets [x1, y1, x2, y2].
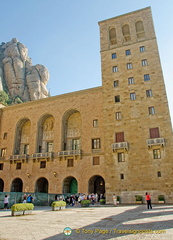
[0, 205, 173, 240]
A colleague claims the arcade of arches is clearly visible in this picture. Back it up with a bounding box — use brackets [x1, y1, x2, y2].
[0, 175, 105, 195]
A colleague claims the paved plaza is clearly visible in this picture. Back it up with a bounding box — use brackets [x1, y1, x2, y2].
[0, 204, 173, 240]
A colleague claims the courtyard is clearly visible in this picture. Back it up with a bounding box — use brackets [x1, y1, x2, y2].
[0, 204, 173, 240]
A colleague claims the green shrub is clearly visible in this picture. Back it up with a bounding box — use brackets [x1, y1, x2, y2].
[81, 200, 90, 206]
[158, 195, 165, 201]
[99, 199, 106, 204]
[11, 203, 34, 212]
[135, 195, 142, 201]
[51, 201, 66, 207]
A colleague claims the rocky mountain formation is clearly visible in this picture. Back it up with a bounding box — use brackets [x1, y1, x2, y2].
[0, 38, 49, 105]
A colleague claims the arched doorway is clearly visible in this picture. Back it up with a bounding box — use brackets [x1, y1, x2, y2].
[11, 178, 23, 192]
[63, 177, 78, 194]
[35, 177, 48, 193]
[0, 178, 4, 192]
[88, 175, 105, 195]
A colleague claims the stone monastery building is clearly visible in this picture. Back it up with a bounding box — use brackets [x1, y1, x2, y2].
[0, 7, 173, 204]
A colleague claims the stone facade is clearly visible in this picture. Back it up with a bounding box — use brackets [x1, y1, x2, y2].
[0, 7, 173, 204]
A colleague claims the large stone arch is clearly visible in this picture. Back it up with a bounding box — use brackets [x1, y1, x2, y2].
[88, 175, 105, 195]
[62, 176, 78, 194]
[0, 178, 4, 192]
[35, 177, 48, 193]
[61, 109, 82, 151]
[11, 178, 23, 192]
[36, 114, 55, 153]
[14, 118, 31, 154]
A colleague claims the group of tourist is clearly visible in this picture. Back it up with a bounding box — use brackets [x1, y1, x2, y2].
[55, 193, 105, 206]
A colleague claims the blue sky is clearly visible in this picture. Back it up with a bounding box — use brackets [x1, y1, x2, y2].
[1, 0, 173, 121]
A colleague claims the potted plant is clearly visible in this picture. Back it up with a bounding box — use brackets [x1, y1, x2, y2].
[11, 203, 34, 216]
[99, 199, 106, 205]
[51, 200, 66, 211]
[135, 195, 143, 204]
[81, 200, 90, 207]
[158, 195, 165, 203]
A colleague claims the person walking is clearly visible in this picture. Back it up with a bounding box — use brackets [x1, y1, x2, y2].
[4, 195, 10, 210]
[145, 192, 152, 209]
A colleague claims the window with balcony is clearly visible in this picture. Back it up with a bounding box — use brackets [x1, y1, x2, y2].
[127, 63, 132, 69]
[114, 80, 119, 87]
[122, 24, 131, 42]
[153, 149, 161, 159]
[109, 28, 117, 45]
[93, 156, 100, 165]
[146, 89, 152, 97]
[148, 106, 155, 115]
[67, 159, 74, 167]
[93, 119, 98, 127]
[92, 138, 100, 149]
[135, 20, 145, 39]
[40, 161, 46, 168]
[149, 127, 160, 139]
[72, 139, 80, 150]
[128, 77, 134, 85]
[47, 142, 53, 152]
[115, 95, 120, 103]
[24, 144, 29, 154]
[16, 163, 22, 170]
[118, 152, 125, 162]
[115, 132, 124, 142]
[112, 66, 118, 72]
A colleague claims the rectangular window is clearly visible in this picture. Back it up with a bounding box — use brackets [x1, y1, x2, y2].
[67, 159, 74, 167]
[113, 80, 119, 87]
[112, 66, 118, 72]
[157, 171, 161, 177]
[92, 138, 100, 149]
[148, 106, 155, 115]
[93, 157, 100, 165]
[93, 119, 98, 127]
[47, 142, 53, 152]
[24, 144, 29, 154]
[115, 132, 124, 142]
[140, 46, 145, 52]
[142, 59, 148, 66]
[153, 149, 161, 159]
[128, 77, 134, 84]
[118, 152, 125, 162]
[3, 133, 7, 139]
[146, 89, 153, 97]
[120, 173, 124, 179]
[115, 95, 120, 103]
[0, 163, 3, 170]
[125, 49, 131, 56]
[127, 63, 132, 69]
[1, 148, 6, 157]
[112, 53, 117, 59]
[40, 161, 46, 168]
[144, 74, 150, 81]
[115, 112, 122, 120]
[72, 139, 80, 150]
[130, 92, 136, 100]
[16, 162, 22, 170]
[149, 127, 160, 139]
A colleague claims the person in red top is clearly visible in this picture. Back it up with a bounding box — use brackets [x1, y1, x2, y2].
[145, 192, 152, 209]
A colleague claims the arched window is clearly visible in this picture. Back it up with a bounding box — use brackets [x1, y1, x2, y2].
[109, 28, 117, 45]
[122, 24, 131, 42]
[135, 20, 145, 39]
